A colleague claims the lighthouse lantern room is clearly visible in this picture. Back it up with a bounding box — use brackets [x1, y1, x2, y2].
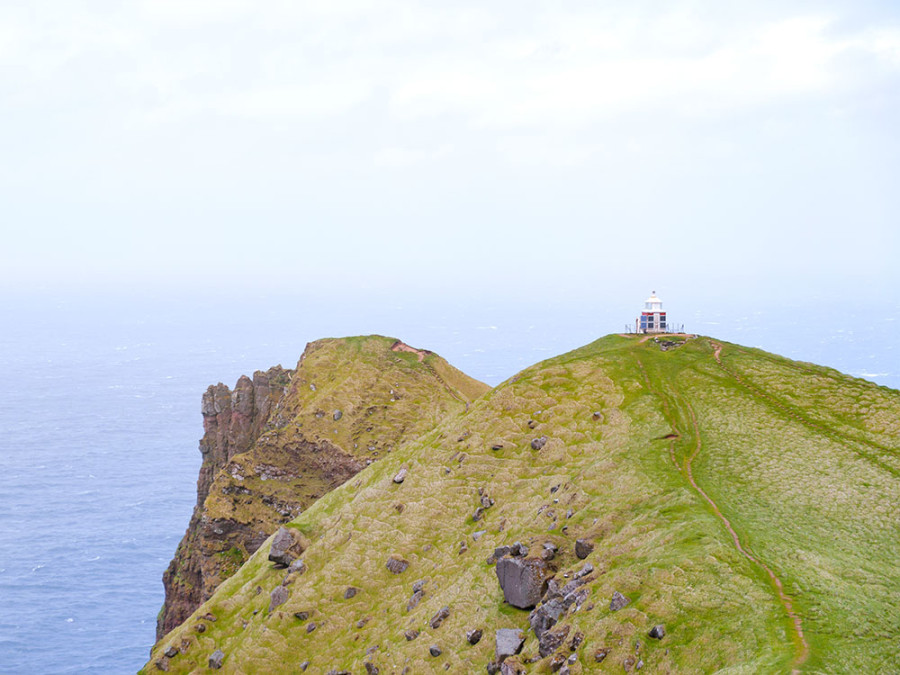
[636, 291, 667, 334]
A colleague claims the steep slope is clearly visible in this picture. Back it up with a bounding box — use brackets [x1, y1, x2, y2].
[157, 336, 488, 639]
[146, 335, 900, 674]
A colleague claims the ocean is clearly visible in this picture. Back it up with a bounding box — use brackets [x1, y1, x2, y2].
[0, 288, 896, 674]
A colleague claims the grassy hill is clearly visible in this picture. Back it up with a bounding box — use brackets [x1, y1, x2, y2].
[146, 335, 900, 674]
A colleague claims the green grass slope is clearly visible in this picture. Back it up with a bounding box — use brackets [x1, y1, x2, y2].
[145, 335, 900, 674]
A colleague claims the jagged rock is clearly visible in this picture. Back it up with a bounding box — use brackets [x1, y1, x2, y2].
[539, 624, 570, 657]
[269, 585, 288, 612]
[155, 658, 169, 672]
[333, 410, 342, 421]
[592, 411, 602, 420]
[574, 563, 593, 579]
[550, 653, 567, 672]
[529, 596, 566, 637]
[299, 662, 309, 671]
[467, 628, 484, 645]
[496, 556, 553, 609]
[594, 648, 609, 662]
[386, 556, 409, 574]
[636, 659, 644, 670]
[430, 606, 451, 629]
[393, 468, 408, 484]
[623, 656, 635, 671]
[649, 624, 666, 639]
[511, 542, 528, 557]
[163, 646, 178, 658]
[407, 589, 425, 612]
[499, 657, 527, 674]
[208, 649, 225, 670]
[288, 558, 306, 574]
[473, 530, 486, 541]
[412, 579, 426, 592]
[195, 623, 206, 633]
[569, 630, 584, 651]
[269, 527, 302, 567]
[487, 663, 500, 674]
[294, 611, 309, 621]
[574, 539, 593, 560]
[473, 506, 485, 521]
[531, 436, 548, 450]
[364, 663, 379, 675]
[357, 616, 371, 628]
[306, 622, 317, 633]
[610, 591, 631, 611]
[429, 645, 442, 657]
[492, 444, 504, 450]
[405, 629, 419, 641]
[495, 628, 525, 661]
[344, 586, 358, 599]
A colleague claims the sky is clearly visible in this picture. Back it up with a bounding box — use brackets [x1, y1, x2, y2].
[2, 0, 899, 302]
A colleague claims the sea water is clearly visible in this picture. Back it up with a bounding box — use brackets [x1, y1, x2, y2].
[0, 289, 896, 674]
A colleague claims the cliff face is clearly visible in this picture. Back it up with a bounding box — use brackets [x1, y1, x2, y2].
[146, 335, 900, 674]
[156, 336, 488, 640]
[158, 368, 290, 638]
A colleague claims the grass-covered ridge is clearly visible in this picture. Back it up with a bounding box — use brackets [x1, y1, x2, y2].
[145, 335, 900, 674]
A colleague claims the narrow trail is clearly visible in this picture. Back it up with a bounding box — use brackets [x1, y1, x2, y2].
[706, 342, 810, 672]
[637, 347, 810, 673]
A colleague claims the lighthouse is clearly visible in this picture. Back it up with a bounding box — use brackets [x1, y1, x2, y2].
[636, 291, 667, 334]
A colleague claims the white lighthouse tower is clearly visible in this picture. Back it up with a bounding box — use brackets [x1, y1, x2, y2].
[636, 291, 667, 334]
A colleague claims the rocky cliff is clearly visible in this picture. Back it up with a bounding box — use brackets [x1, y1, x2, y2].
[146, 334, 900, 673]
[157, 336, 488, 639]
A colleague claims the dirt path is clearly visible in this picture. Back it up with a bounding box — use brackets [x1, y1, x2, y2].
[705, 342, 810, 672]
[638, 347, 809, 672]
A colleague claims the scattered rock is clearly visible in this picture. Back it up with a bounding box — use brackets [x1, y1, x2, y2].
[269, 585, 289, 612]
[429, 645, 442, 657]
[357, 616, 371, 628]
[407, 589, 425, 612]
[491, 444, 503, 450]
[293, 611, 309, 621]
[392, 468, 408, 484]
[467, 628, 484, 645]
[527, 420, 537, 429]
[288, 558, 306, 574]
[636, 659, 644, 670]
[569, 631, 584, 651]
[365, 663, 379, 675]
[594, 648, 609, 662]
[539, 624, 571, 657]
[487, 663, 500, 675]
[195, 623, 206, 633]
[203, 613, 217, 622]
[592, 411, 602, 420]
[163, 646, 178, 658]
[473, 507, 485, 521]
[496, 556, 553, 609]
[495, 628, 525, 661]
[386, 556, 409, 574]
[405, 629, 420, 641]
[623, 656, 635, 672]
[511, 542, 528, 557]
[529, 596, 566, 637]
[499, 657, 527, 675]
[430, 606, 451, 629]
[306, 622, 317, 633]
[344, 586, 358, 599]
[333, 410, 343, 421]
[299, 662, 309, 671]
[574, 539, 594, 560]
[473, 530, 486, 541]
[649, 624, 666, 639]
[530, 436, 548, 450]
[610, 591, 631, 612]
[549, 653, 567, 672]
[574, 563, 593, 579]
[208, 649, 225, 670]
[269, 527, 302, 567]
[154, 658, 169, 672]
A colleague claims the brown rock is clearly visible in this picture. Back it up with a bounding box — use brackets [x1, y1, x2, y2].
[386, 556, 409, 574]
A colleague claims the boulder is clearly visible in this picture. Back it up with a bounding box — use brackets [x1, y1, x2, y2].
[269, 585, 288, 612]
[269, 527, 302, 567]
[306, 622, 317, 633]
[649, 624, 666, 639]
[406, 589, 424, 612]
[208, 649, 225, 670]
[429, 606, 451, 629]
[495, 628, 525, 661]
[386, 556, 409, 574]
[574, 539, 594, 560]
[333, 410, 343, 421]
[344, 587, 358, 599]
[496, 557, 553, 609]
[429, 645, 442, 657]
[531, 436, 548, 450]
[163, 646, 178, 658]
[293, 611, 309, 621]
[610, 591, 631, 612]
[569, 630, 584, 651]
[393, 468, 408, 484]
[499, 657, 527, 674]
[364, 663, 379, 675]
[405, 629, 419, 641]
[466, 628, 484, 645]
[539, 624, 570, 657]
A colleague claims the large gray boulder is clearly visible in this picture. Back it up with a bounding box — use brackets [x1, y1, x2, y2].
[495, 628, 525, 661]
[268, 527, 303, 567]
[208, 649, 225, 669]
[496, 556, 553, 609]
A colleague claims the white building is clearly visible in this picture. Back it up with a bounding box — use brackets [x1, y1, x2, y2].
[636, 292, 667, 334]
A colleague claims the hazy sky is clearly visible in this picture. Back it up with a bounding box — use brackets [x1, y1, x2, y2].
[2, 0, 898, 300]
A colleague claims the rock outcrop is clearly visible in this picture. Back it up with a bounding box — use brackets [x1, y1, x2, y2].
[156, 336, 487, 641]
